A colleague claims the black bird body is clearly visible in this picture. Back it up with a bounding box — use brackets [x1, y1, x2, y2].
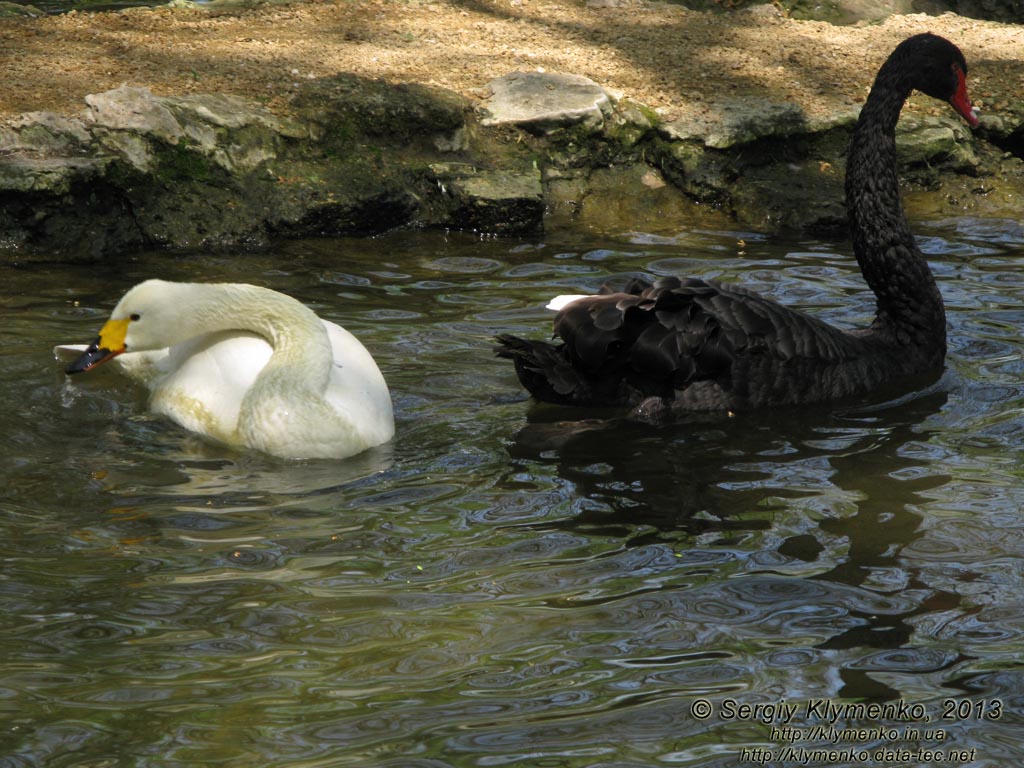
[496, 33, 978, 414]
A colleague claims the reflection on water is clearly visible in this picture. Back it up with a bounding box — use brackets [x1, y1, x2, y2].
[2, 220, 1024, 766]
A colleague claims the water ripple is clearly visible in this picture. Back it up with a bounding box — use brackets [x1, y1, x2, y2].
[3, 223, 1023, 766]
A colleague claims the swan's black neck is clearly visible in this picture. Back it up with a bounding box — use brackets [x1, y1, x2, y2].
[846, 54, 946, 347]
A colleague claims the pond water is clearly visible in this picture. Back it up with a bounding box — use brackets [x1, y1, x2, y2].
[3, 218, 1024, 766]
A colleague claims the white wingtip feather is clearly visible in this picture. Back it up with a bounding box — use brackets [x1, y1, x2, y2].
[545, 295, 588, 311]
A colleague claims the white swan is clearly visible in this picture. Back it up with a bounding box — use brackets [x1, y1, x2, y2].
[56, 279, 394, 460]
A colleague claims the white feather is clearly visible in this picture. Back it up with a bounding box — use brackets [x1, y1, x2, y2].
[545, 294, 588, 311]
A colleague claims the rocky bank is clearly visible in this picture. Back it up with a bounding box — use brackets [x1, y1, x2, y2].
[1, 1, 1022, 258]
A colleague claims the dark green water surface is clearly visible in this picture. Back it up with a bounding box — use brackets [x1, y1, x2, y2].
[3, 221, 1023, 766]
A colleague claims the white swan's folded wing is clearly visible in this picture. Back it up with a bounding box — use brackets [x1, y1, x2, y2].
[149, 332, 273, 444]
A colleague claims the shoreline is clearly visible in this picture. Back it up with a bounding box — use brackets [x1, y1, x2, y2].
[2, 2, 1022, 257]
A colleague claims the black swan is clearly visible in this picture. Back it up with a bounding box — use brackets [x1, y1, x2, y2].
[495, 33, 979, 414]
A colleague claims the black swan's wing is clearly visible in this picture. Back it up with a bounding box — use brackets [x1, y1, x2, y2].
[495, 276, 869, 408]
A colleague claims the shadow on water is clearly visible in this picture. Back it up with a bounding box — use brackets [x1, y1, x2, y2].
[505, 386, 967, 702]
[505, 386, 947, 532]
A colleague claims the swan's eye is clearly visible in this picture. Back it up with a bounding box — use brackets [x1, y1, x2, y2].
[130, 313, 141, 321]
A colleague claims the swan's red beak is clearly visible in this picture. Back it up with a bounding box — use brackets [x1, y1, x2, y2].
[949, 65, 979, 128]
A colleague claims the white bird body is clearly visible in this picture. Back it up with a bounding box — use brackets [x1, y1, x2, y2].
[57, 280, 394, 460]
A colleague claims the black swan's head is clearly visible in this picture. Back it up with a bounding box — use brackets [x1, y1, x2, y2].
[890, 33, 978, 127]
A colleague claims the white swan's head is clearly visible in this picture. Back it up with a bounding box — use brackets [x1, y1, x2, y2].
[66, 280, 207, 374]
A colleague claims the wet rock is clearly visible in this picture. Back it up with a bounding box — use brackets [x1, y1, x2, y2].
[73, 87, 312, 249]
[0, 77, 547, 258]
[483, 72, 612, 134]
[0, 108, 132, 257]
[649, 127, 851, 233]
[429, 164, 544, 234]
[544, 163, 708, 234]
[975, 111, 1024, 158]
[729, 157, 848, 233]
[0, 67, 1021, 258]
[0, 155, 108, 195]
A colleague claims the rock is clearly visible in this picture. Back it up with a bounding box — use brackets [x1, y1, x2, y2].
[785, 0, 1020, 24]
[85, 87, 184, 144]
[896, 115, 977, 171]
[0, 1, 41, 16]
[660, 99, 782, 147]
[0, 66, 1020, 258]
[730, 159, 848, 233]
[429, 164, 544, 234]
[0, 111, 111, 228]
[84, 86, 303, 175]
[736, 2, 785, 21]
[293, 74, 468, 145]
[0, 112, 91, 154]
[0, 75, 550, 258]
[602, 98, 657, 148]
[483, 72, 612, 134]
[544, 163, 708, 234]
[0, 155, 107, 195]
[786, 0, 916, 24]
[703, 100, 807, 149]
[947, 0, 1024, 23]
[660, 97, 859, 149]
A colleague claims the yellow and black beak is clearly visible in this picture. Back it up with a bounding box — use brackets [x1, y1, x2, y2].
[65, 318, 130, 375]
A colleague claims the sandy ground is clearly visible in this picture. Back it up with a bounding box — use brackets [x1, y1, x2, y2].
[2, 0, 1022, 125]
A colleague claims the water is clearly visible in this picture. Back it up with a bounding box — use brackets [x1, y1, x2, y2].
[2, 219, 1023, 766]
